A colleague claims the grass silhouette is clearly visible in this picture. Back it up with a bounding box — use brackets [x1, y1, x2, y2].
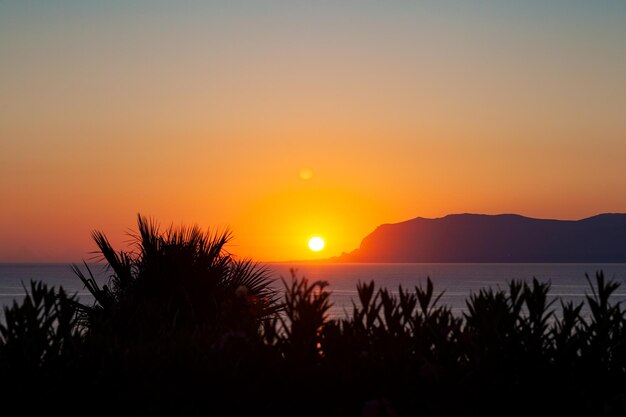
[1, 217, 626, 416]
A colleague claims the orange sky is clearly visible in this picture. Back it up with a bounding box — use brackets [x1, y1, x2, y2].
[2, 1, 626, 262]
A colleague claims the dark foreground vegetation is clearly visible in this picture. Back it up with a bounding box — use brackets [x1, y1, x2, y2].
[2, 216, 626, 416]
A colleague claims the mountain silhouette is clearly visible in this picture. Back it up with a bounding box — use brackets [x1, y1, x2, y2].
[335, 213, 626, 263]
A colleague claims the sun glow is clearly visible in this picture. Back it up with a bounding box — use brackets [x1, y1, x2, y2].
[308, 236, 325, 252]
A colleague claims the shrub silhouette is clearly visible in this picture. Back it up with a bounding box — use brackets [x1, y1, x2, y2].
[73, 214, 280, 342]
[2, 217, 626, 416]
[0, 282, 82, 411]
[0, 281, 80, 369]
[67, 215, 283, 416]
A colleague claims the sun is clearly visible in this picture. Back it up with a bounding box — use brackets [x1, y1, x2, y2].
[308, 236, 325, 252]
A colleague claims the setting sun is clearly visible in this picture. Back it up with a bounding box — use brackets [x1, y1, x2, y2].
[2, 1, 626, 267]
[308, 236, 325, 252]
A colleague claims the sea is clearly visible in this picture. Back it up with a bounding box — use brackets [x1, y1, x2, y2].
[2, 263, 626, 321]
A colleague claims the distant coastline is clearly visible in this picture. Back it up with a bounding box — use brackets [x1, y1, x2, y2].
[330, 213, 626, 263]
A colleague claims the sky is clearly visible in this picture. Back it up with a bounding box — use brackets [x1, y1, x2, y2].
[1, 1, 626, 262]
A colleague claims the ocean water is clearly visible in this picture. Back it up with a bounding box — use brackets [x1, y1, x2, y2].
[269, 263, 626, 318]
[2, 262, 626, 320]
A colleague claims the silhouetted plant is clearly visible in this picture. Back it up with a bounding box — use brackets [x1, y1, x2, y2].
[464, 285, 521, 366]
[4, 224, 626, 417]
[276, 269, 332, 362]
[0, 281, 82, 413]
[552, 299, 584, 356]
[0, 281, 81, 371]
[574, 271, 626, 414]
[73, 214, 280, 341]
[583, 271, 625, 363]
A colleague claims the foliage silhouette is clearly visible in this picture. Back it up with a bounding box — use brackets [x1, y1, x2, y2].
[0, 281, 82, 412]
[2, 218, 626, 416]
[73, 214, 280, 342]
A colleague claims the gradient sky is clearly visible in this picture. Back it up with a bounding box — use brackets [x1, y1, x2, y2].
[2, 1, 626, 262]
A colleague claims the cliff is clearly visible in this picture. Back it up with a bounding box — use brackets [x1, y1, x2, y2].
[336, 213, 626, 262]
